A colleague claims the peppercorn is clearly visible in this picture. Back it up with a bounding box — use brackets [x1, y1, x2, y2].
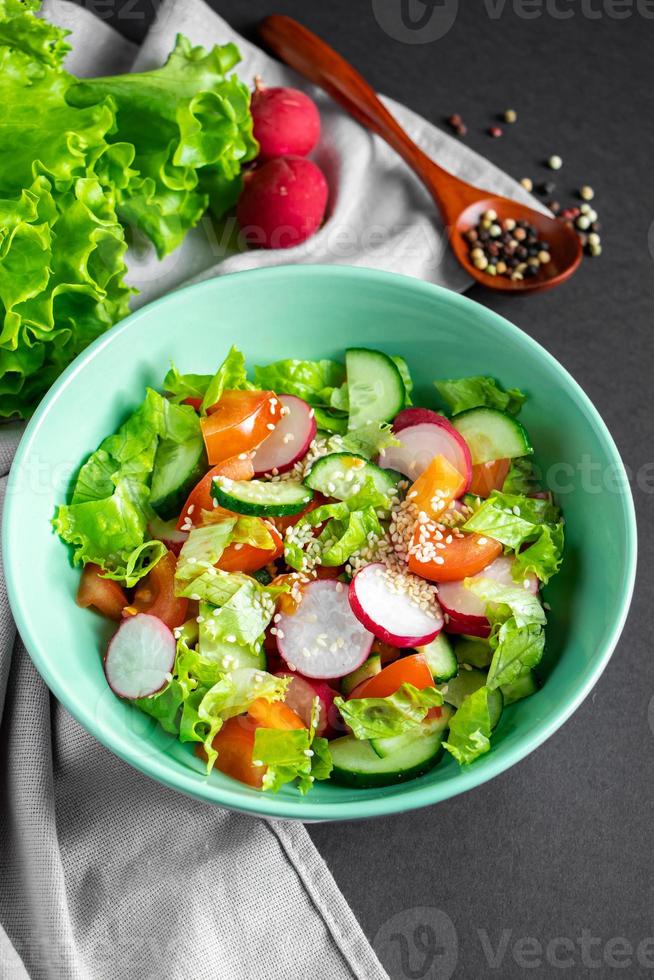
[503, 217, 517, 232]
[579, 185, 594, 201]
[465, 228, 478, 244]
[539, 181, 556, 196]
[589, 242, 602, 257]
[538, 250, 551, 264]
[514, 227, 527, 242]
[548, 201, 561, 214]
[520, 177, 533, 192]
[587, 232, 601, 247]
[503, 109, 517, 123]
[548, 155, 563, 170]
[576, 215, 591, 231]
[489, 126, 503, 138]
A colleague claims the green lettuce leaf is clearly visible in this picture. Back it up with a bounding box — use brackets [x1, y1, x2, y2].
[56, 389, 202, 579]
[319, 507, 383, 567]
[253, 727, 332, 794]
[53, 478, 151, 573]
[334, 683, 443, 740]
[443, 686, 493, 765]
[174, 518, 280, 601]
[253, 358, 345, 405]
[313, 406, 348, 435]
[284, 483, 388, 571]
[163, 364, 211, 404]
[179, 668, 289, 772]
[335, 421, 400, 459]
[200, 345, 251, 413]
[434, 376, 526, 416]
[0, 4, 256, 417]
[199, 578, 276, 655]
[253, 698, 332, 794]
[486, 619, 546, 690]
[502, 457, 541, 495]
[465, 577, 546, 629]
[101, 539, 167, 589]
[67, 36, 258, 258]
[462, 491, 564, 584]
[0, 0, 70, 68]
[72, 389, 163, 502]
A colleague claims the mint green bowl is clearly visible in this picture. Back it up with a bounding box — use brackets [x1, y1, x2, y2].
[4, 266, 636, 821]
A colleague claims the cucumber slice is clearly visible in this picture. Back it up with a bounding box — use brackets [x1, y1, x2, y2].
[340, 654, 382, 696]
[150, 435, 206, 520]
[455, 636, 493, 669]
[330, 728, 445, 788]
[439, 668, 503, 729]
[501, 670, 538, 705]
[212, 477, 313, 517]
[418, 633, 458, 681]
[370, 704, 454, 758]
[452, 408, 532, 464]
[305, 453, 401, 507]
[345, 348, 406, 430]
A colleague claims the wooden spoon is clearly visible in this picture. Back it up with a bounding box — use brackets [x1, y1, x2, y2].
[258, 15, 582, 294]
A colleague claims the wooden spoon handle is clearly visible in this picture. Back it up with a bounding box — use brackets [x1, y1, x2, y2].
[259, 13, 464, 216]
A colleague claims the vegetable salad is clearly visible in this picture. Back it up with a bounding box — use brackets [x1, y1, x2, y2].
[55, 346, 564, 793]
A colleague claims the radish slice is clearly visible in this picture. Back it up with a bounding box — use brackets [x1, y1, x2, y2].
[378, 420, 472, 489]
[277, 579, 373, 679]
[393, 407, 444, 432]
[275, 671, 338, 736]
[148, 516, 188, 556]
[438, 556, 539, 638]
[349, 562, 444, 648]
[252, 394, 317, 477]
[104, 613, 176, 699]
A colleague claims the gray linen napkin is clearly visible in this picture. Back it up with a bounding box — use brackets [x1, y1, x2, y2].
[0, 3, 542, 978]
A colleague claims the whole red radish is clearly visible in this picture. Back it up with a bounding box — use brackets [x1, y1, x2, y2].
[252, 79, 320, 160]
[237, 156, 328, 250]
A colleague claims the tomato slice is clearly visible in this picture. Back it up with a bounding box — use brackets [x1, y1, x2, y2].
[201, 715, 265, 788]
[182, 396, 203, 412]
[248, 698, 306, 731]
[349, 653, 434, 700]
[77, 564, 127, 621]
[177, 455, 254, 530]
[200, 390, 280, 465]
[408, 454, 467, 520]
[217, 522, 283, 573]
[408, 526, 503, 583]
[469, 458, 510, 498]
[131, 550, 188, 629]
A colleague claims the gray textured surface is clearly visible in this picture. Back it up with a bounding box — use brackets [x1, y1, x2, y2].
[71, 2, 652, 977]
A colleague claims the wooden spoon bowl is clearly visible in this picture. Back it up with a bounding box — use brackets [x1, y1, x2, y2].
[452, 198, 583, 293]
[259, 15, 583, 295]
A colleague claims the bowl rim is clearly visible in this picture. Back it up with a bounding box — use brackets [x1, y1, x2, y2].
[3, 264, 637, 821]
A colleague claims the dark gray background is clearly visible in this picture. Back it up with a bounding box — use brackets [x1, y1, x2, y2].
[74, 1, 653, 976]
